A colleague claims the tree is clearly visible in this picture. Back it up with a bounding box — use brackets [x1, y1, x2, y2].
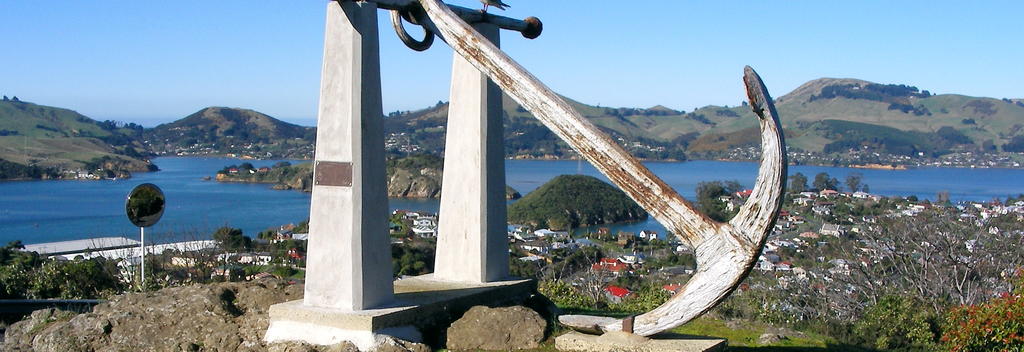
[813, 172, 840, 191]
[213, 227, 251, 252]
[845, 172, 863, 192]
[788, 172, 808, 193]
[842, 209, 1024, 314]
[695, 180, 743, 222]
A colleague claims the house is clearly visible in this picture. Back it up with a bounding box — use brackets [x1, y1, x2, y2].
[819, 189, 840, 197]
[798, 231, 820, 239]
[520, 240, 550, 254]
[662, 284, 682, 294]
[617, 232, 635, 247]
[638, 230, 659, 241]
[257, 167, 270, 173]
[734, 189, 753, 198]
[413, 217, 437, 228]
[789, 215, 807, 224]
[591, 258, 629, 274]
[247, 272, 276, 281]
[412, 226, 436, 238]
[534, 229, 558, 238]
[170, 256, 197, 267]
[820, 223, 845, 237]
[812, 205, 832, 216]
[604, 285, 632, 303]
[237, 252, 272, 265]
[228, 168, 239, 174]
[287, 248, 305, 260]
[793, 197, 815, 206]
[618, 253, 645, 265]
[799, 192, 818, 199]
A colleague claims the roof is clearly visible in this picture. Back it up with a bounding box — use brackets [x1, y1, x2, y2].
[604, 285, 631, 298]
[23, 237, 141, 255]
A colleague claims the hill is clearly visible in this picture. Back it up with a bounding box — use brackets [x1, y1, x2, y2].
[383, 78, 1024, 163]
[144, 107, 315, 159]
[0, 99, 153, 179]
[507, 174, 647, 230]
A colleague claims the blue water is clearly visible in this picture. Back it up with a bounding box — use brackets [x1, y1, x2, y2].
[1, 157, 1023, 244]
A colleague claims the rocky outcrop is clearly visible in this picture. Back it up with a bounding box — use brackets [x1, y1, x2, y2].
[445, 305, 546, 351]
[1, 279, 319, 352]
[387, 167, 442, 198]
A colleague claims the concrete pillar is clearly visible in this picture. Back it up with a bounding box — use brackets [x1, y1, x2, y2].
[434, 23, 509, 283]
[304, 0, 393, 310]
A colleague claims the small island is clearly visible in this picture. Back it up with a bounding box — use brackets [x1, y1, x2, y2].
[507, 174, 647, 230]
[215, 154, 521, 199]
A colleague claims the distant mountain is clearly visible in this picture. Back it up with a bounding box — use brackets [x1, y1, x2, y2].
[0, 99, 152, 179]
[144, 107, 316, 159]
[384, 78, 1024, 160]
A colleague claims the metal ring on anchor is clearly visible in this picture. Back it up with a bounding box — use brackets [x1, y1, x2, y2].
[390, 9, 435, 52]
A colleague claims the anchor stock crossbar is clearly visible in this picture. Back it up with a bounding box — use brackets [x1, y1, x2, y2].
[271, 0, 787, 346]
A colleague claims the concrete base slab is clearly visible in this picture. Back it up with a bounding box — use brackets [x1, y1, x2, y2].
[555, 331, 726, 352]
[266, 274, 534, 350]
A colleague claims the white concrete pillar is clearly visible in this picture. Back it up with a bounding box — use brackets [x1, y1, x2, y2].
[304, 1, 393, 310]
[434, 23, 510, 283]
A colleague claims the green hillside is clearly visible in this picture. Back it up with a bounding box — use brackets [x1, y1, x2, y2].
[143, 107, 316, 158]
[0, 99, 152, 178]
[384, 77, 1024, 161]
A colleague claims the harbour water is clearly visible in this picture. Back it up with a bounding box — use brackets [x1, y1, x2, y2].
[1, 157, 1022, 244]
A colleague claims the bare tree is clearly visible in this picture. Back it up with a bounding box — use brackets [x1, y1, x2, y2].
[841, 209, 1024, 315]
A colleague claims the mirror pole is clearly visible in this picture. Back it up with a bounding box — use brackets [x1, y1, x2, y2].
[139, 226, 145, 289]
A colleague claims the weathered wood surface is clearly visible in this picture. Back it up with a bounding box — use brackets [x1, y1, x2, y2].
[416, 0, 787, 336]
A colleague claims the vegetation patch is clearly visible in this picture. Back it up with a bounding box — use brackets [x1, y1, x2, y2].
[508, 175, 647, 230]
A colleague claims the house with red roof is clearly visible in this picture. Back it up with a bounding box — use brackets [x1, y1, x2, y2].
[604, 285, 632, 303]
[662, 284, 682, 294]
[591, 258, 630, 275]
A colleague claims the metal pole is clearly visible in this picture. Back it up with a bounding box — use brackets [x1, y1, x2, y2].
[139, 226, 145, 289]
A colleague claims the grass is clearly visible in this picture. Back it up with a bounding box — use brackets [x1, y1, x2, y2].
[487, 310, 875, 352]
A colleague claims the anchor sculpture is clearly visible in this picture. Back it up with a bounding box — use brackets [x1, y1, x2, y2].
[404, 0, 788, 336]
[277, 0, 786, 344]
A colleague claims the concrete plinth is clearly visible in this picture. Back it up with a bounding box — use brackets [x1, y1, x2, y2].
[304, 0, 393, 311]
[434, 22, 509, 283]
[556, 331, 726, 352]
[266, 275, 534, 350]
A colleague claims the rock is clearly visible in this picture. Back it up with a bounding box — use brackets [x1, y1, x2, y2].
[446, 305, 546, 351]
[758, 333, 786, 345]
[266, 341, 358, 352]
[3, 308, 78, 349]
[376, 336, 430, 352]
[555, 331, 726, 352]
[1, 278, 304, 352]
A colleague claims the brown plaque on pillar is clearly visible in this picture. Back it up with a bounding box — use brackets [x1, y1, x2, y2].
[314, 161, 353, 187]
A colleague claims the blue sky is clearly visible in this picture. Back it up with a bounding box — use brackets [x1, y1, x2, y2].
[2, 1, 1021, 126]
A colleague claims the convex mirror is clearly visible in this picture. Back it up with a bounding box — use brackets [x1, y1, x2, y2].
[126, 183, 165, 227]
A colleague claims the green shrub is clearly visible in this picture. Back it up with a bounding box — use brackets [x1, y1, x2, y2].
[539, 280, 596, 310]
[854, 295, 939, 351]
